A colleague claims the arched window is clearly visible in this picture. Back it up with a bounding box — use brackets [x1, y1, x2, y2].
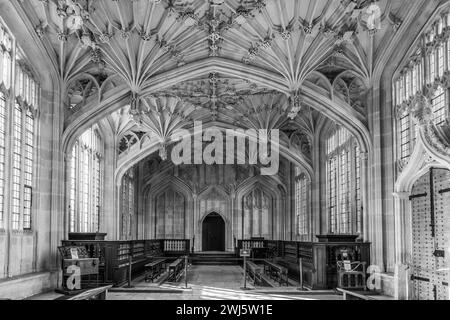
[325, 126, 362, 235]
[294, 168, 309, 238]
[68, 127, 104, 233]
[0, 92, 5, 229]
[394, 9, 450, 168]
[0, 22, 39, 231]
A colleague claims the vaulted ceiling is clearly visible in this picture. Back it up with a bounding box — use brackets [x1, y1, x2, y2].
[16, 0, 433, 160]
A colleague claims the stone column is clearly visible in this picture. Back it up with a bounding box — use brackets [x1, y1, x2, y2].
[192, 192, 199, 252]
[102, 129, 117, 240]
[360, 152, 369, 240]
[229, 184, 236, 250]
[393, 192, 411, 264]
[393, 191, 411, 300]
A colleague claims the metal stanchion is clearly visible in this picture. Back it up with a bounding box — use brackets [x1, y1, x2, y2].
[298, 257, 304, 290]
[240, 250, 252, 291]
[243, 255, 247, 289]
[184, 255, 189, 289]
[124, 255, 134, 288]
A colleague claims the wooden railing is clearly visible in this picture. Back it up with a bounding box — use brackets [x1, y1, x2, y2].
[61, 239, 189, 286]
[235, 239, 370, 290]
[239, 239, 266, 250]
[163, 239, 190, 254]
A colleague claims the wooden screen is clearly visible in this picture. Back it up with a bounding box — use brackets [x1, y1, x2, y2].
[411, 169, 450, 300]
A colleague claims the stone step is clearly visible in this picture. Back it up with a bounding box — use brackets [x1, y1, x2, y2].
[190, 252, 239, 265]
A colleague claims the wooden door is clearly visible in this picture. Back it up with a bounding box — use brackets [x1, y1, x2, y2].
[411, 168, 450, 300]
[202, 213, 225, 252]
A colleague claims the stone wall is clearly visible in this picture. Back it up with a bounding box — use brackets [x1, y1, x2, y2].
[139, 161, 289, 251]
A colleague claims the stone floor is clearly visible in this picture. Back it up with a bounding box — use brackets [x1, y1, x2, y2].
[106, 265, 341, 300]
[27, 265, 343, 300]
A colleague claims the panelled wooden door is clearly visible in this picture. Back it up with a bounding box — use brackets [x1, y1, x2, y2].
[202, 213, 225, 252]
[410, 168, 450, 300]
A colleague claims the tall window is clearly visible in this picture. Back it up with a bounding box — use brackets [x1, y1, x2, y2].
[121, 169, 135, 240]
[0, 24, 12, 91]
[432, 86, 446, 125]
[394, 10, 450, 168]
[0, 23, 12, 230]
[399, 109, 412, 161]
[0, 21, 39, 231]
[355, 144, 362, 234]
[294, 167, 309, 237]
[0, 93, 5, 229]
[325, 126, 362, 235]
[68, 127, 103, 233]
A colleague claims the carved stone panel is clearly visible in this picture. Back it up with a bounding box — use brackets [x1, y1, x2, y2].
[242, 187, 272, 239]
[155, 189, 186, 239]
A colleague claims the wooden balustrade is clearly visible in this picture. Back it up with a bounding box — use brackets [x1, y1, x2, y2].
[239, 239, 266, 250]
[163, 239, 190, 255]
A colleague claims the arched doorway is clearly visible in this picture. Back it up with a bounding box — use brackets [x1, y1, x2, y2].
[202, 213, 225, 252]
[410, 168, 450, 300]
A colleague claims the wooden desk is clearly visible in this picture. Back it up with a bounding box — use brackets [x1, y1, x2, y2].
[144, 259, 166, 282]
[168, 258, 184, 282]
[264, 260, 289, 286]
[246, 261, 263, 286]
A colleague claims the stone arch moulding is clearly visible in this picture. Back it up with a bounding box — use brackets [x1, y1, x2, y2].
[114, 124, 314, 187]
[62, 58, 372, 161]
[393, 114, 450, 299]
[235, 176, 285, 241]
[196, 186, 232, 252]
[395, 139, 450, 195]
[143, 176, 194, 240]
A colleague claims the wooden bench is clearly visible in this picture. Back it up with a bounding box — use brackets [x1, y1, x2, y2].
[63, 285, 113, 300]
[246, 261, 263, 286]
[167, 258, 184, 282]
[264, 260, 289, 286]
[144, 259, 166, 282]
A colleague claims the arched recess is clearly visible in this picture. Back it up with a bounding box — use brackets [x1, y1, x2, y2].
[143, 176, 193, 240]
[62, 85, 131, 155]
[302, 84, 372, 155]
[317, 119, 369, 239]
[196, 186, 231, 252]
[292, 168, 313, 242]
[393, 130, 450, 299]
[5, 0, 64, 273]
[235, 176, 285, 242]
[375, 0, 442, 275]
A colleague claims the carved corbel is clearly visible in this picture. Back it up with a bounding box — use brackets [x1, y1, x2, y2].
[411, 94, 450, 159]
[411, 95, 432, 127]
[287, 90, 302, 120]
[158, 141, 168, 161]
[129, 92, 143, 125]
[393, 191, 410, 201]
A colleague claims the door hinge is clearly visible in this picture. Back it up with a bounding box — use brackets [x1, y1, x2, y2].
[438, 188, 450, 194]
[409, 193, 428, 200]
[411, 275, 430, 282]
[433, 250, 445, 258]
